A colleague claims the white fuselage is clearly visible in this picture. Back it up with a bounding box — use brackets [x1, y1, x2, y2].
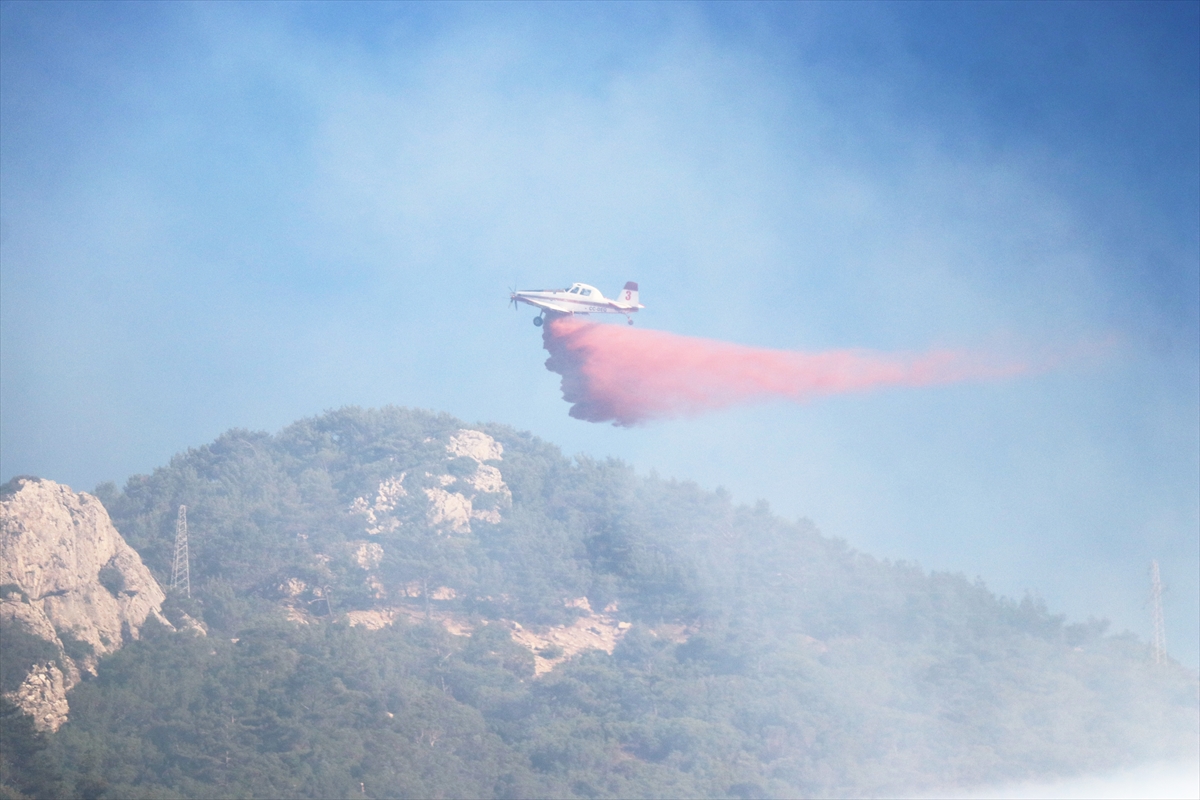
[510, 283, 643, 318]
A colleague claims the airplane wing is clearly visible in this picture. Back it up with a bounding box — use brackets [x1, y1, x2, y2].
[535, 300, 578, 313]
[515, 296, 577, 313]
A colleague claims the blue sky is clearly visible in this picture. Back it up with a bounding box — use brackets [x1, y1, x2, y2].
[2, 1, 1197, 666]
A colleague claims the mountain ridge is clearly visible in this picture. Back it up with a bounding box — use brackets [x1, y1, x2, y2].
[2, 406, 1196, 799]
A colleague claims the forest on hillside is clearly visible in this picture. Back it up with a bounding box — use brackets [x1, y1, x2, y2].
[2, 406, 1197, 800]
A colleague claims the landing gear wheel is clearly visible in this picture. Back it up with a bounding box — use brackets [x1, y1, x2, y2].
[533, 316, 544, 327]
[627, 319, 634, 325]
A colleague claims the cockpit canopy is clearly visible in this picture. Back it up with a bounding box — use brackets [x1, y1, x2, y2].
[567, 283, 599, 297]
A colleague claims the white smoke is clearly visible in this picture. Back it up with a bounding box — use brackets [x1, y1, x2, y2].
[920, 759, 1200, 800]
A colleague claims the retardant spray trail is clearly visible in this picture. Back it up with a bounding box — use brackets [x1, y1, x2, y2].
[543, 315, 1030, 425]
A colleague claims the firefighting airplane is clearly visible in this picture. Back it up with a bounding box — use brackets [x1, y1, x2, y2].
[510, 282, 644, 326]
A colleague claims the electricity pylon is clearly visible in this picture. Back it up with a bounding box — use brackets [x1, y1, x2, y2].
[171, 505, 190, 598]
[1150, 560, 1166, 665]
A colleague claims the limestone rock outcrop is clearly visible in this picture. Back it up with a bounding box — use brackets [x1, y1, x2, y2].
[506, 597, 631, 675]
[422, 430, 512, 532]
[349, 430, 512, 539]
[1, 477, 170, 730]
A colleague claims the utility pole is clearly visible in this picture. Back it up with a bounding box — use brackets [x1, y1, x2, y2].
[1150, 560, 1166, 665]
[172, 505, 190, 598]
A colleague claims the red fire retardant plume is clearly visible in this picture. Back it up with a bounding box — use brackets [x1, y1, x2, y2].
[542, 316, 1028, 425]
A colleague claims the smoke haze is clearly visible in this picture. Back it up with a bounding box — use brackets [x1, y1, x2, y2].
[940, 759, 1200, 800]
[543, 315, 1029, 425]
[1, 3, 1196, 665]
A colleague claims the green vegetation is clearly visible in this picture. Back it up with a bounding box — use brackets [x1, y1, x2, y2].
[54, 630, 94, 666]
[2, 407, 1196, 798]
[97, 564, 126, 597]
[0, 584, 29, 604]
[0, 476, 39, 501]
[0, 618, 61, 694]
[1, 697, 56, 800]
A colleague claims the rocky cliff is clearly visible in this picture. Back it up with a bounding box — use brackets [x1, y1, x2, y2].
[0, 477, 170, 731]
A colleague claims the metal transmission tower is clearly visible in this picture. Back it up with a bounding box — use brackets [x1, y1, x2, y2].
[171, 505, 190, 598]
[1150, 560, 1166, 665]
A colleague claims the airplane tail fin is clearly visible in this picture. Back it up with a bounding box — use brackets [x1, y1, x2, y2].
[619, 281, 640, 308]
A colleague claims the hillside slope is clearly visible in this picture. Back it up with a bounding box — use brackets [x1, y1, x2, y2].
[3, 406, 1196, 800]
[0, 478, 169, 732]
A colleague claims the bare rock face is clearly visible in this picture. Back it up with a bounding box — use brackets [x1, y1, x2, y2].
[506, 597, 631, 676]
[1, 477, 170, 731]
[349, 430, 512, 540]
[7, 662, 70, 732]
